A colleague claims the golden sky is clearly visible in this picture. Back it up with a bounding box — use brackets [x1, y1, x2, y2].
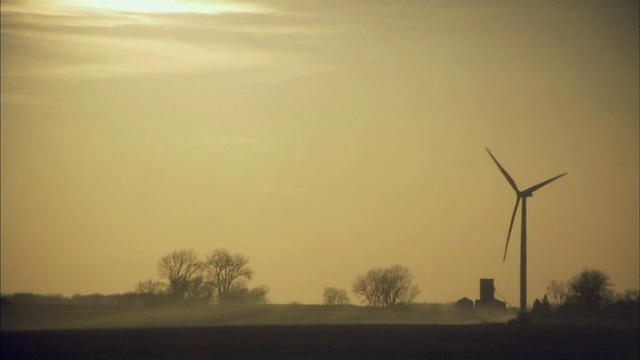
[1, 0, 638, 305]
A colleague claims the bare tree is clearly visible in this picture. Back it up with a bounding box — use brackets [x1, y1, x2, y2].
[546, 280, 568, 306]
[203, 249, 253, 304]
[323, 287, 350, 305]
[352, 265, 420, 307]
[157, 249, 203, 299]
[567, 268, 614, 313]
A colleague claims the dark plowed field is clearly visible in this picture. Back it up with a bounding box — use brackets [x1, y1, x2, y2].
[2, 323, 638, 359]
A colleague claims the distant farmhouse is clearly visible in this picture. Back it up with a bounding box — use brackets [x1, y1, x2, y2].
[456, 278, 506, 313]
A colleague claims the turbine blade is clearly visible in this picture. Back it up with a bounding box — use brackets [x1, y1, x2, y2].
[503, 196, 521, 262]
[486, 147, 519, 193]
[524, 172, 568, 194]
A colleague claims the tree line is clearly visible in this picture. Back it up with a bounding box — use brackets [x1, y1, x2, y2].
[322, 264, 420, 307]
[135, 249, 269, 306]
[0, 248, 421, 309]
[531, 268, 639, 318]
[141, 248, 421, 308]
[2, 246, 635, 317]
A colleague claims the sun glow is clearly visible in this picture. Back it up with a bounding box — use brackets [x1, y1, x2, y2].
[13, 0, 266, 15]
[62, 0, 264, 14]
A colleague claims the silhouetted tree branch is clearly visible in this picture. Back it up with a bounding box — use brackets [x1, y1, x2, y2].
[352, 265, 419, 307]
[157, 249, 203, 300]
[546, 280, 567, 307]
[203, 249, 254, 304]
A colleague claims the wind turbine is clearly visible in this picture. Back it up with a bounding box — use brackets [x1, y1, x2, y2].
[486, 147, 567, 313]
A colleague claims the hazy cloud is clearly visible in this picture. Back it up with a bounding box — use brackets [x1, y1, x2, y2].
[0, 1, 327, 80]
[177, 133, 278, 148]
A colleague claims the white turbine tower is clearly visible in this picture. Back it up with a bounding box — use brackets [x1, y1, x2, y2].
[486, 147, 567, 313]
